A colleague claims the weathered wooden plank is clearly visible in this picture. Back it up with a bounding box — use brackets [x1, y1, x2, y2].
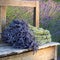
[36, 1, 39, 27]
[0, 46, 55, 60]
[38, 42, 60, 49]
[0, 6, 6, 29]
[22, 46, 55, 60]
[0, 42, 59, 57]
[0, 6, 6, 42]
[54, 46, 57, 60]
[0, 54, 22, 60]
[0, 0, 36, 7]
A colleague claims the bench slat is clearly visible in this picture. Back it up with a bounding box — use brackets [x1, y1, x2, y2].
[0, 42, 59, 57]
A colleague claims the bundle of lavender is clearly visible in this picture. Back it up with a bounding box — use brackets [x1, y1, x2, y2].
[29, 24, 52, 45]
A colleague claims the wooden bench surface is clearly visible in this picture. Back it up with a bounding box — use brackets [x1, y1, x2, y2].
[0, 42, 59, 57]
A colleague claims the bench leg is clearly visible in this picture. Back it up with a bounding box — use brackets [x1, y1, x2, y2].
[54, 46, 57, 60]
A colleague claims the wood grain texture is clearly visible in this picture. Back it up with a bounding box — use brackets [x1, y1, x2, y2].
[0, 42, 59, 60]
[0, 6, 6, 43]
[0, 46, 55, 60]
[0, 0, 36, 7]
[54, 46, 57, 60]
[35, 1, 39, 27]
[22, 46, 55, 60]
[0, 42, 59, 57]
[0, 6, 6, 29]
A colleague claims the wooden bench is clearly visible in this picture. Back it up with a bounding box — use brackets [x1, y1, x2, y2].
[0, 42, 60, 60]
[0, 0, 60, 60]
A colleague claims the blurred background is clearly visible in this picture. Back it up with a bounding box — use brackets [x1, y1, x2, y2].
[6, 0, 60, 56]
